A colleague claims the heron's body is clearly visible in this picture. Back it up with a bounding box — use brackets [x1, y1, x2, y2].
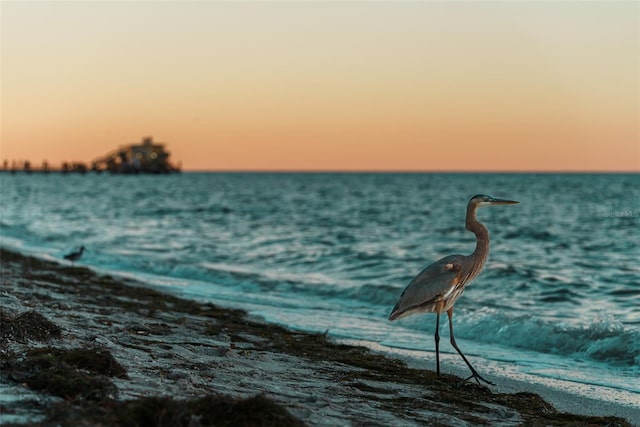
[64, 246, 85, 264]
[388, 194, 517, 385]
[389, 254, 469, 319]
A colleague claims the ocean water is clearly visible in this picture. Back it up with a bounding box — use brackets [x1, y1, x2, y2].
[1, 172, 639, 406]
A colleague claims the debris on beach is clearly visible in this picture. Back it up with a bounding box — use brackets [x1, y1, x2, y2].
[0, 310, 62, 343]
[0, 249, 633, 427]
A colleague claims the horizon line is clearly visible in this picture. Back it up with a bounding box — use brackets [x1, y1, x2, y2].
[180, 169, 640, 174]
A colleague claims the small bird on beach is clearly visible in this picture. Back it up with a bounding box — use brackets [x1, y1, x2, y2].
[63, 246, 85, 265]
[389, 194, 518, 385]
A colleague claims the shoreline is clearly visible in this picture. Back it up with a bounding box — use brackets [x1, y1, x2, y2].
[0, 248, 634, 426]
[343, 339, 640, 422]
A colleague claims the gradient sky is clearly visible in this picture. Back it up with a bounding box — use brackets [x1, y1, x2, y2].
[1, 1, 638, 171]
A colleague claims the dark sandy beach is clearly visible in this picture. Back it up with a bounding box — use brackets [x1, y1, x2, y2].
[0, 248, 633, 426]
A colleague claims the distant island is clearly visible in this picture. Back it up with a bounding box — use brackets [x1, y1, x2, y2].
[2, 136, 181, 175]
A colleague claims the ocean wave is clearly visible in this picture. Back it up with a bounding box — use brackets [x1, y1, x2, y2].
[454, 308, 640, 366]
[171, 261, 402, 309]
[505, 227, 556, 242]
[346, 283, 403, 307]
[131, 204, 233, 218]
[537, 287, 582, 304]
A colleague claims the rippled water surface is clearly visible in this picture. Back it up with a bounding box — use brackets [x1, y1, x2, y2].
[1, 172, 638, 403]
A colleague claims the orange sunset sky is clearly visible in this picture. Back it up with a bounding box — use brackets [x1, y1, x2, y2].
[1, 1, 638, 172]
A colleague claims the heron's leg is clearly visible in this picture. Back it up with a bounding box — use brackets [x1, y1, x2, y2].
[434, 312, 440, 375]
[447, 308, 494, 386]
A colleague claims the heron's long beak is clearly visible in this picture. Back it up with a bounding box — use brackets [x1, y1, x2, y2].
[488, 197, 518, 205]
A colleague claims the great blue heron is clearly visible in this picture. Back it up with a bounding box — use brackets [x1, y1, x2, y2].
[64, 246, 85, 265]
[388, 194, 518, 385]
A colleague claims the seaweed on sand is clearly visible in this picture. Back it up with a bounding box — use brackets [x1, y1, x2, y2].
[26, 347, 128, 378]
[0, 310, 62, 343]
[1, 347, 125, 402]
[44, 394, 306, 427]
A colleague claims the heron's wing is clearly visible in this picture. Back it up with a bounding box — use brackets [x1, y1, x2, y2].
[389, 254, 464, 320]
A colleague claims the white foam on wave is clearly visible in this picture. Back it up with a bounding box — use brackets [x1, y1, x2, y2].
[453, 307, 640, 366]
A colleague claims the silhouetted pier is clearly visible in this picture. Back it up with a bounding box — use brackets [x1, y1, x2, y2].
[2, 137, 181, 175]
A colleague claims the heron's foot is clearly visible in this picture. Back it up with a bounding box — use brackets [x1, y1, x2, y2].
[464, 370, 495, 386]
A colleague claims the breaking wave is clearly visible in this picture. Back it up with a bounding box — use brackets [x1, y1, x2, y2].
[454, 308, 640, 367]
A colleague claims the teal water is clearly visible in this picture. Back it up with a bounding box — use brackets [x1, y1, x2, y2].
[1, 172, 638, 405]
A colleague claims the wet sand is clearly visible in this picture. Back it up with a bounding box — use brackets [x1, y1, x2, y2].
[0, 248, 633, 426]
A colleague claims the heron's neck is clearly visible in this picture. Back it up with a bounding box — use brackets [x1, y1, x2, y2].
[466, 205, 490, 261]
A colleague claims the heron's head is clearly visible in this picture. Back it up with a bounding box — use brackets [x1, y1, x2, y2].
[469, 194, 519, 208]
